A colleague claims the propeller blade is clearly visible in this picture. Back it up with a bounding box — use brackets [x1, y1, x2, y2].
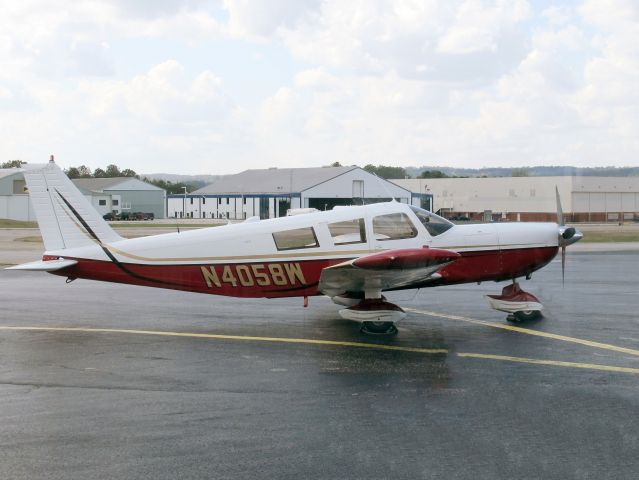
[555, 186, 564, 226]
[561, 245, 566, 286]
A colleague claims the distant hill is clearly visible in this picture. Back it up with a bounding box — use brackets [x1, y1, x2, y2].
[142, 173, 225, 184]
[144, 165, 639, 185]
[405, 166, 639, 178]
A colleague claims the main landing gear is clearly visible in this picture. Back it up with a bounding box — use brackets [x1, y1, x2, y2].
[486, 281, 543, 323]
[337, 297, 404, 335]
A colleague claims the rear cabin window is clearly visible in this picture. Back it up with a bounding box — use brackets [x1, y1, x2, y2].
[328, 219, 366, 245]
[272, 227, 319, 251]
[372, 213, 418, 241]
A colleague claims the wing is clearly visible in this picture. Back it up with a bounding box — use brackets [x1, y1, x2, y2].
[318, 248, 460, 297]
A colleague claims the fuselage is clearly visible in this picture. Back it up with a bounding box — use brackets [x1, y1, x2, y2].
[44, 202, 560, 298]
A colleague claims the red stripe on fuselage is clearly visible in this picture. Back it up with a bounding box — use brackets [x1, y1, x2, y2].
[52, 246, 558, 298]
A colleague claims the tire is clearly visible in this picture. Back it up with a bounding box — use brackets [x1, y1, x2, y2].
[361, 321, 398, 335]
[512, 310, 542, 322]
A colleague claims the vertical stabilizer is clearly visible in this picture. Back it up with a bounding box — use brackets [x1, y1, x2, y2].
[22, 162, 123, 251]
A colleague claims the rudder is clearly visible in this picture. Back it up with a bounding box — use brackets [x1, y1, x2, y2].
[22, 161, 123, 251]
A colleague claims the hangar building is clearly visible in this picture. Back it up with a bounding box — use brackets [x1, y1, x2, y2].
[168, 166, 429, 219]
[72, 177, 166, 219]
[0, 170, 166, 221]
[0, 169, 33, 221]
[392, 176, 639, 222]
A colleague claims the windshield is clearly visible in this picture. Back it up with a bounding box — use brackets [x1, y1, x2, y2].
[409, 205, 454, 237]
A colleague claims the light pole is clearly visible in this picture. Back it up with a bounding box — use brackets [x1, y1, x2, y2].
[182, 186, 187, 219]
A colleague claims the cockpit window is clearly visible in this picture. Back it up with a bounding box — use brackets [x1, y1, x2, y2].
[409, 206, 454, 237]
[372, 213, 418, 241]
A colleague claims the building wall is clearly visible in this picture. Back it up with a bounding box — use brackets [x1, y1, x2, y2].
[0, 195, 34, 221]
[393, 177, 574, 215]
[303, 168, 411, 205]
[107, 189, 166, 219]
[169, 195, 302, 220]
[393, 176, 639, 221]
[87, 194, 114, 216]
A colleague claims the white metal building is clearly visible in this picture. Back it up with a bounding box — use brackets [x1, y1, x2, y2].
[392, 176, 639, 222]
[0, 169, 34, 221]
[0, 170, 166, 221]
[72, 177, 166, 219]
[168, 166, 429, 220]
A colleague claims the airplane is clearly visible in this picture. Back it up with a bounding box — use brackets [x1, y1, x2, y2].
[7, 159, 583, 334]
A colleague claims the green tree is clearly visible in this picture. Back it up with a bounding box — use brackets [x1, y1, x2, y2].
[105, 164, 121, 177]
[1, 160, 26, 168]
[511, 167, 530, 177]
[77, 165, 92, 178]
[418, 170, 449, 178]
[121, 168, 138, 178]
[363, 164, 408, 179]
[66, 167, 81, 178]
[93, 168, 107, 178]
[142, 177, 199, 194]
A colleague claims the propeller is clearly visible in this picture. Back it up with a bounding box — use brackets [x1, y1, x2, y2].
[555, 186, 583, 285]
[556, 186, 569, 285]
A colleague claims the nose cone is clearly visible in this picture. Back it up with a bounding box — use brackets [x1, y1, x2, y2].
[559, 226, 583, 246]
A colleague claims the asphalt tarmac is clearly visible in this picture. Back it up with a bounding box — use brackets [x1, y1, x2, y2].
[1, 251, 638, 479]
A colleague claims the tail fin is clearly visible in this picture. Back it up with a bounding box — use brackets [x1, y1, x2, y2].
[22, 162, 123, 251]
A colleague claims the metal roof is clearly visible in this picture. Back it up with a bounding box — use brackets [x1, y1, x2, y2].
[193, 166, 360, 195]
[0, 169, 24, 180]
[71, 177, 163, 193]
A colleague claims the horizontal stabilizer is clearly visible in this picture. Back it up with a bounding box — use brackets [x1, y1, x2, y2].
[6, 259, 78, 271]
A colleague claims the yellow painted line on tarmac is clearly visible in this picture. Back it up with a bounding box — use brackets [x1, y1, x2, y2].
[458, 353, 639, 375]
[2, 326, 639, 375]
[406, 308, 639, 358]
[0, 326, 447, 355]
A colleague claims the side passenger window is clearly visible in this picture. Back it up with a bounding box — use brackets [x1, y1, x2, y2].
[372, 213, 418, 241]
[328, 219, 366, 245]
[272, 227, 319, 250]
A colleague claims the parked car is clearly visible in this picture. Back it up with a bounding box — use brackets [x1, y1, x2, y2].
[102, 212, 118, 221]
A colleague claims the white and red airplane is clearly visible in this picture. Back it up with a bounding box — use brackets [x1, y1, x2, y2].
[8, 160, 582, 334]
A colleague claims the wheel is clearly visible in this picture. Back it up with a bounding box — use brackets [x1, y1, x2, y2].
[512, 310, 542, 322]
[360, 321, 398, 335]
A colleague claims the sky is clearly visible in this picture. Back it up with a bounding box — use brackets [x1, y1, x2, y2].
[0, 0, 637, 174]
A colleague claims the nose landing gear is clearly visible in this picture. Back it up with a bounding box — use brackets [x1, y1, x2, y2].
[486, 282, 543, 323]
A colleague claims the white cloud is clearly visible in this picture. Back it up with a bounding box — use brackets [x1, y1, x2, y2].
[0, 0, 638, 172]
[436, 0, 530, 54]
[224, 0, 319, 38]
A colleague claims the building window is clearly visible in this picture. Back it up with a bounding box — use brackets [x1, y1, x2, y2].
[243, 197, 247, 204]
[190, 198, 193, 205]
[99, 200, 107, 206]
[218, 198, 222, 205]
[272, 227, 319, 251]
[226, 198, 229, 205]
[372, 213, 418, 241]
[13, 180, 27, 194]
[328, 219, 366, 245]
[112, 199, 119, 206]
[202, 197, 206, 204]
